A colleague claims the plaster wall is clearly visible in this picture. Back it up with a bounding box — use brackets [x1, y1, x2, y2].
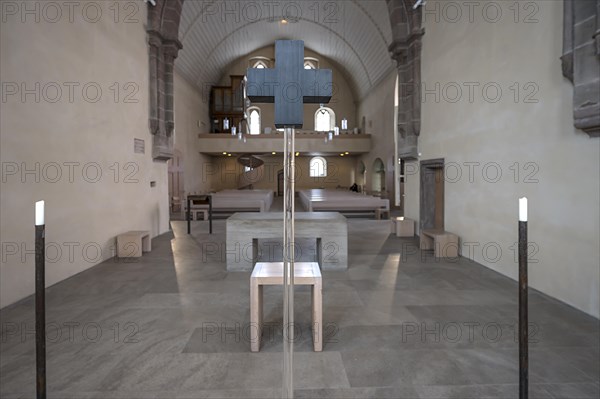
[404, 0, 600, 317]
[0, 2, 169, 308]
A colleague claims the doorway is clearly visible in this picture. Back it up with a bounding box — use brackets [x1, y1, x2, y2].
[277, 169, 284, 197]
[356, 161, 366, 192]
[371, 158, 385, 195]
[420, 158, 445, 232]
[168, 150, 184, 214]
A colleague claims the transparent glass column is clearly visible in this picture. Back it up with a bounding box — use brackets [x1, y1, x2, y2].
[282, 127, 295, 398]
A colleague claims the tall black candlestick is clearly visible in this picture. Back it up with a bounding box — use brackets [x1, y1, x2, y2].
[35, 201, 46, 399]
[518, 197, 528, 399]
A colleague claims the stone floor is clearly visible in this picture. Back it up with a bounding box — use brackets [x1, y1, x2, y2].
[1, 204, 599, 398]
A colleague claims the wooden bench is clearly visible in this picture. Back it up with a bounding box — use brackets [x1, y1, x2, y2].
[250, 262, 322, 352]
[391, 217, 415, 237]
[420, 229, 459, 258]
[116, 230, 151, 258]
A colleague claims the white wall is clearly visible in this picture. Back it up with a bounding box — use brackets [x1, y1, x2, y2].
[0, 2, 170, 308]
[173, 72, 213, 194]
[357, 70, 397, 196]
[404, 0, 600, 317]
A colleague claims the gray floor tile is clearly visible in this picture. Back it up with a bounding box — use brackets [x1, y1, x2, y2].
[1, 213, 598, 397]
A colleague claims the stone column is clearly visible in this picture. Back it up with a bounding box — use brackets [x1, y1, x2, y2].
[387, 0, 424, 160]
[562, 0, 600, 138]
[389, 32, 423, 160]
[147, 31, 162, 136]
[163, 41, 182, 137]
[145, 0, 185, 160]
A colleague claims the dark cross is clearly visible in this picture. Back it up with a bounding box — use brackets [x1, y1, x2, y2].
[246, 40, 332, 128]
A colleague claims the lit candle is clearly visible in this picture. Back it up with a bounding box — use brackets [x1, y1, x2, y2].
[519, 197, 527, 222]
[35, 200, 45, 226]
[334, 126, 340, 136]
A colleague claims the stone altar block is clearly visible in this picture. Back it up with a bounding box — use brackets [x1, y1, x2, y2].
[226, 212, 348, 271]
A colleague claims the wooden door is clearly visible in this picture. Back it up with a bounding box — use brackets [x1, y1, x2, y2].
[168, 150, 184, 212]
[420, 159, 445, 232]
[433, 167, 445, 229]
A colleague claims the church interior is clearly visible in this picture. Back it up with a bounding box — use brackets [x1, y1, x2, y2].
[1, 0, 599, 398]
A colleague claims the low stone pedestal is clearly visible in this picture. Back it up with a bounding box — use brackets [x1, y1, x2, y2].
[226, 212, 348, 271]
[116, 231, 151, 258]
[420, 229, 459, 258]
[391, 217, 415, 237]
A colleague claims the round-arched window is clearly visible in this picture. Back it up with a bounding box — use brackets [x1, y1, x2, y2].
[253, 60, 268, 69]
[310, 157, 327, 177]
[315, 108, 335, 131]
[248, 107, 261, 135]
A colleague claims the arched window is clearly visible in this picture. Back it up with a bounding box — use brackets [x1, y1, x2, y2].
[310, 157, 327, 177]
[315, 107, 335, 131]
[248, 107, 261, 135]
[252, 60, 268, 69]
[249, 57, 272, 69]
[304, 57, 319, 70]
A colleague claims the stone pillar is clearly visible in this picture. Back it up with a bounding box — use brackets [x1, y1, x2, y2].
[388, 0, 424, 159]
[146, 0, 184, 161]
[562, 0, 600, 138]
[163, 41, 182, 137]
[596, 1, 600, 55]
[148, 32, 162, 136]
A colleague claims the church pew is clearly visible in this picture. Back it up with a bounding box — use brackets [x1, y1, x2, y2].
[299, 189, 389, 218]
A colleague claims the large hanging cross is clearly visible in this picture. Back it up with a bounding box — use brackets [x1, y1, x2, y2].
[246, 40, 332, 127]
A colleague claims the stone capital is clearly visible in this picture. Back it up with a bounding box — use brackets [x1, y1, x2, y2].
[147, 30, 163, 48]
[163, 40, 183, 60]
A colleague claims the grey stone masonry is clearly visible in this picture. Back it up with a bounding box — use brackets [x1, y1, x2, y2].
[146, 0, 184, 160]
[562, 0, 600, 138]
[387, 0, 424, 159]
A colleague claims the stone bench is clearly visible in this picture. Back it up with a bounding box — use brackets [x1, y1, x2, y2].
[116, 230, 151, 258]
[391, 217, 415, 237]
[250, 262, 322, 352]
[420, 229, 459, 258]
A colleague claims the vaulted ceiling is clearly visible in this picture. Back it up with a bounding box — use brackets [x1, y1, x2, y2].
[175, 0, 394, 100]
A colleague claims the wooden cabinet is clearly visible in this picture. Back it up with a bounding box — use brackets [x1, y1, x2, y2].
[210, 75, 245, 133]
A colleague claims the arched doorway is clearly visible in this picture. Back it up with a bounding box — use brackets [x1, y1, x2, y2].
[371, 158, 385, 195]
[356, 161, 366, 192]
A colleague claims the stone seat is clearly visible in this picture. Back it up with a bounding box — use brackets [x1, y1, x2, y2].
[391, 217, 415, 237]
[420, 229, 459, 258]
[116, 230, 151, 258]
[250, 262, 322, 352]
